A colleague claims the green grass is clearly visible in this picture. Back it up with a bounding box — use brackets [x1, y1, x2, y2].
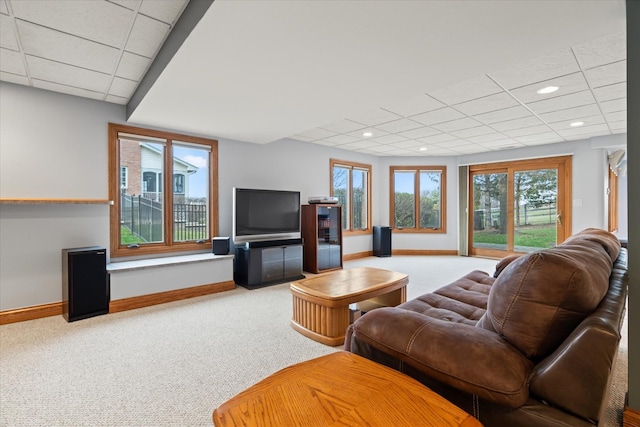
[473, 224, 556, 249]
[120, 226, 143, 244]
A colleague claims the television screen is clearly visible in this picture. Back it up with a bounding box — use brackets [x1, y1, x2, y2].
[233, 188, 301, 244]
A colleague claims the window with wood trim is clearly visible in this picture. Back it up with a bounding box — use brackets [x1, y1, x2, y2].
[108, 123, 218, 257]
[390, 165, 446, 233]
[330, 159, 371, 234]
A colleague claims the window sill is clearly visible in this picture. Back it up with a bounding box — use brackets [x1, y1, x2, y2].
[107, 253, 233, 273]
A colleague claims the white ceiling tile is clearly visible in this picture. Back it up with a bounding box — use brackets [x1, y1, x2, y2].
[345, 108, 402, 126]
[548, 115, 605, 131]
[322, 134, 361, 145]
[473, 105, 532, 124]
[454, 92, 519, 116]
[432, 117, 482, 133]
[489, 48, 580, 90]
[451, 125, 495, 139]
[105, 94, 129, 105]
[478, 139, 522, 148]
[312, 139, 342, 147]
[573, 32, 626, 69]
[503, 124, 554, 138]
[289, 134, 314, 142]
[564, 130, 610, 141]
[296, 127, 338, 140]
[466, 132, 512, 144]
[593, 82, 626, 103]
[428, 75, 503, 105]
[107, 1, 141, 11]
[26, 55, 110, 92]
[368, 145, 398, 153]
[125, 13, 170, 58]
[369, 134, 409, 144]
[116, 51, 151, 81]
[109, 76, 137, 98]
[491, 115, 544, 132]
[433, 139, 472, 148]
[419, 147, 457, 156]
[319, 119, 366, 134]
[341, 140, 382, 149]
[520, 139, 563, 147]
[32, 79, 104, 100]
[586, 60, 626, 88]
[0, 48, 25, 75]
[600, 98, 626, 114]
[383, 94, 445, 117]
[0, 71, 28, 85]
[17, 20, 119, 73]
[139, 0, 188, 24]
[514, 132, 562, 143]
[451, 144, 490, 154]
[526, 90, 596, 115]
[538, 103, 601, 123]
[508, 72, 588, 104]
[397, 126, 441, 139]
[609, 121, 626, 131]
[411, 107, 465, 126]
[0, 14, 18, 50]
[11, 0, 132, 48]
[560, 124, 608, 137]
[389, 140, 426, 149]
[374, 118, 422, 133]
[611, 128, 626, 135]
[0, 0, 8, 15]
[417, 133, 459, 145]
[384, 148, 415, 156]
[605, 111, 626, 123]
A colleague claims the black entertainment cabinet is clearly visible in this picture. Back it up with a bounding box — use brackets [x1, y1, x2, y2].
[233, 238, 304, 289]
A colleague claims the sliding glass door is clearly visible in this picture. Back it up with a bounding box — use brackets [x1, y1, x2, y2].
[469, 156, 571, 257]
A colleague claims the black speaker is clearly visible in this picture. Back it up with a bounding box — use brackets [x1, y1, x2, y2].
[373, 226, 392, 257]
[62, 247, 109, 322]
[212, 237, 230, 255]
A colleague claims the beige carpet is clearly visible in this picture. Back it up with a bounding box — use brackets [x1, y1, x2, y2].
[0, 256, 627, 426]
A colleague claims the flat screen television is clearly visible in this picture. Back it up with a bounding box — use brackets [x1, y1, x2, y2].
[232, 188, 301, 244]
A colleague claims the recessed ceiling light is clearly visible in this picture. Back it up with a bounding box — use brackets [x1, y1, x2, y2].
[362, 132, 373, 137]
[536, 86, 559, 95]
[570, 121, 585, 127]
[419, 147, 428, 151]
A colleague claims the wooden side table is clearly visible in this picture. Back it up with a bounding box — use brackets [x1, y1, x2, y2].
[213, 351, 482, 427]
[289, 267, 409, 346]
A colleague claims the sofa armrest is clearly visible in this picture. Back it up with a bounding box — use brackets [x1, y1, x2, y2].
[349, 307, 534, 408]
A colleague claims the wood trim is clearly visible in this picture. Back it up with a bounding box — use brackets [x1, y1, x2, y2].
[109, 280, 235, 313]
[393, 249, 458, 256]
[0, 198, 112, 205]
[624, 407, 640, 427]
[343, 251, 372, 261]
[0, 302, 63, 325]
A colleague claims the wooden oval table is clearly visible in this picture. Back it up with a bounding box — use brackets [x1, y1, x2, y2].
[212, 351, 482, 426]
[289, 267, 409, 346]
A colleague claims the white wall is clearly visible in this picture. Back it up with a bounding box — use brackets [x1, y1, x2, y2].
[0, 82, 628, 311]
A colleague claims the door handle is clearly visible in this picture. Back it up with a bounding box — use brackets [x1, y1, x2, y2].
[556, 211, 562, 226]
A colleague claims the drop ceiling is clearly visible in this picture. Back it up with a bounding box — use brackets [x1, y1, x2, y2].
[0, 0, 627, 157]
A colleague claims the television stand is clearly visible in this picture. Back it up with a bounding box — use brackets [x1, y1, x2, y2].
[234, 239, 304, 289]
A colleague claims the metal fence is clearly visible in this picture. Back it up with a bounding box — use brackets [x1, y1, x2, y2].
[121, 194, 207, 242]
[474, 203, 557, 230]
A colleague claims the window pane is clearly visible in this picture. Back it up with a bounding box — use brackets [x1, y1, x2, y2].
[394, 171, 415, 228]
[119, 138, 165, 245]
[352, 169, 368, 230]
[514, 169, 557, 252]
[172, 143, 209, 243]
[472, 172, 507, 250]
[333, 166, 350, 230]
[419, 171, 441, 228]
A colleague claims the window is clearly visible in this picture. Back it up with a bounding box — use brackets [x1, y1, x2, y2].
[108, 123, 218, 257]
[330, 159, 371, 234]
[390, 166, 446, 233]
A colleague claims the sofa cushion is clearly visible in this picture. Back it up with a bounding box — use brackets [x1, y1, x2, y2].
[478, 236, 616, 360]
[398, 270, 493, 325]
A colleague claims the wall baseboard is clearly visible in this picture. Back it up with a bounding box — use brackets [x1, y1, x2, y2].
[624, 406, 640, 427]
[343, 251, 372, 261]
[0, 302, 63, 325]
[0, 280, 236, 325]
[109, 280, 236, 313]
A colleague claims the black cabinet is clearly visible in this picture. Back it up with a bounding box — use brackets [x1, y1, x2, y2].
[373, 226, 392, 257]
[302, 204, 342, 273]
[62, 246, 109, 322]
[234, 240, 304, 289]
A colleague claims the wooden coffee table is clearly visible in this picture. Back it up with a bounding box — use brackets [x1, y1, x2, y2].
[290, 267, 409, 345]
[212, 351, 482, 426]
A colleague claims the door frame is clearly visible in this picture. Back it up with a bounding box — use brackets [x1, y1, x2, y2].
[468, 155, 572, 258]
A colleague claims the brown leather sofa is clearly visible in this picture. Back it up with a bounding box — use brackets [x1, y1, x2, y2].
[345, 228, 628, 426]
